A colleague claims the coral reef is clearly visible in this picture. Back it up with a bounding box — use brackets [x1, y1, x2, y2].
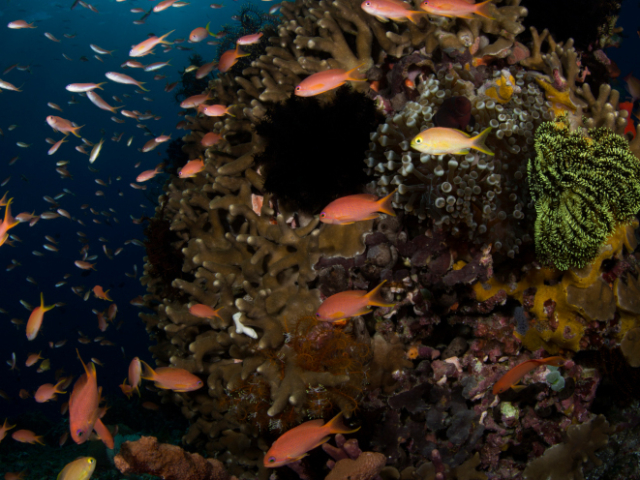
[137, 0, 640, 478]
[527, 114, 640, 270]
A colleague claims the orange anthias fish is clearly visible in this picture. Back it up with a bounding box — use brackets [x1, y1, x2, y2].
[35, 379, 67, 403]
[493, 356, 565, 395]
[264, 412, 360, 467]
[128, 357, 142, 395]
[316, 280, 395, 322]
[46, 116, 84, 137]
[189, 304, 223, 319]
[69, 351, 114, 449]
[218, 44, 249, 72]
[360, 0, 427, 24]
[179, 158, 205, 178]
[129, 30, 175, 57]
[420, 0, 494, 19]
[0, 418, 16, 443]
[319, 190, 396, 225]
[295, 65, 367, 97]
[93, 285, 113, 301]
[11, 429, 44, 445]
[140, 360, 204, 392]
[26, 293, 55, 341]
[0, 198, 20, 247]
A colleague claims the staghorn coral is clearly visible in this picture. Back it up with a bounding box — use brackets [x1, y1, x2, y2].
[365, 65, 549, 257]
[527, 114, 640, 270]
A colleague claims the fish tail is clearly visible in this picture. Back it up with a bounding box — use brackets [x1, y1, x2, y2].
[474, 0, 495, 19]
[325, 412, 361, 435]
[407, 10, 428, 25]
[345, 63, 367, 82]
[543, 356, 565, 367]
[35, 435, 45, 445]
[41, 292, 55, 312]
[236, 45, 250, 58]
[226, 106, 236, 117]
[76, 349, 96, 380]
[140, 360, 157, 381]
[71, 125, 84, 137]
[54, 378, 67, 394]
[376, 188, 397, 216]
[471, 127, 494, 156]
[138, 83, 150, 92]
[365, 280, 395, 308]
[160, 29, 175, 45]
[205, 21, 212, 36]
[95, 82, 107, 90]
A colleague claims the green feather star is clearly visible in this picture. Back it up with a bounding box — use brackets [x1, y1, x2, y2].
[527, 114, 640, 270]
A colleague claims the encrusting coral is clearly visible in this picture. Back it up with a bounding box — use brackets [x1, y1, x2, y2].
[527, 114, 640, 270]
[136, 0, 640, 478]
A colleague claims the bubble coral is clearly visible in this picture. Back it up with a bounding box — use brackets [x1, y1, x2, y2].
[527, 114, 640, 270]
[365, 66, 550, 257]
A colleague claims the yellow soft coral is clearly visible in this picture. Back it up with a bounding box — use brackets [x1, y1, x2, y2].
[484, 70, 517, 104]
[473, 221, 639, 353]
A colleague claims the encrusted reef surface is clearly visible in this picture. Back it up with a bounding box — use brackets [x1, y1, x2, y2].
[137, 0, 640, 479]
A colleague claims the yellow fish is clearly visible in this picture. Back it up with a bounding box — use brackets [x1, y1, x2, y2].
[57, 457, 96, 480]
[410, 126, 494, 156]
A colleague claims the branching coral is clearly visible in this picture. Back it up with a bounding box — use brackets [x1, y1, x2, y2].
[527, 114, 640, 270]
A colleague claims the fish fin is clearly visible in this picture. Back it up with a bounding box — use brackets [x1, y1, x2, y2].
[474, 0, 495, 19]
[95, 82, 106, 90]
[344, 64, 367, 82]
[160, 29, 175, 45]
[376, 188, 397, 216]
[139, 83, 150, 92]
[93, 418, 114, 449]
[364, 280, 395, 309]
[470, 126, 494, 156]
[374, 15, 389, 22]
[452, 148, 470, 155]
[325, 412, 361, 435]
[140, 360, 157, 381]
[287, 453, 309, 463]
[205, 22, 212, 36]
[543, 356, 565, 367]
[511, 384, 526, 392]
[406, 11, 428, 25]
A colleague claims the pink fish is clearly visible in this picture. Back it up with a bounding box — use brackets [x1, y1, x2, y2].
[46, 116, 84, 137]
[136, 165, 163, 182]
[26, 293, 55, 341]
[419, 0, 494, 19]
[129, 30, 174, 57]
[105, 72, 149, 91]
[179, 159, 205, 178]
[201, 132, 222, 147]
[316, 280, 394, 322]
[361, 0, 427, 24]
[199, 104, 234, 117]
[319, 190, 396, 225]
[295, 65, 366, 96]
[8, 20, 37, 29]
[237, 32, 263, 45]
[218, 44, 249, 72]
[189, 23, 212, 43]
[264, 412, 359, 467]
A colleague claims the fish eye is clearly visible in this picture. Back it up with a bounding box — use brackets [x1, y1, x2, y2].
[77, 430, 84, 437]
[295, 86, 301, 91]
[268, 457, 276, 463]
[320, 212, 325, 217]
[415, 138, 422, 144]
[316, 312, 321, 317]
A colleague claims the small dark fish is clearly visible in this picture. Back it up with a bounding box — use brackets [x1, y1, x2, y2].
[433, 96, 474, 130]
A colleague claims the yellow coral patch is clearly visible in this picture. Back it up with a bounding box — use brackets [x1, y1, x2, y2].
[473, 221, 639, 353]
[534, 77, 577, 117]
